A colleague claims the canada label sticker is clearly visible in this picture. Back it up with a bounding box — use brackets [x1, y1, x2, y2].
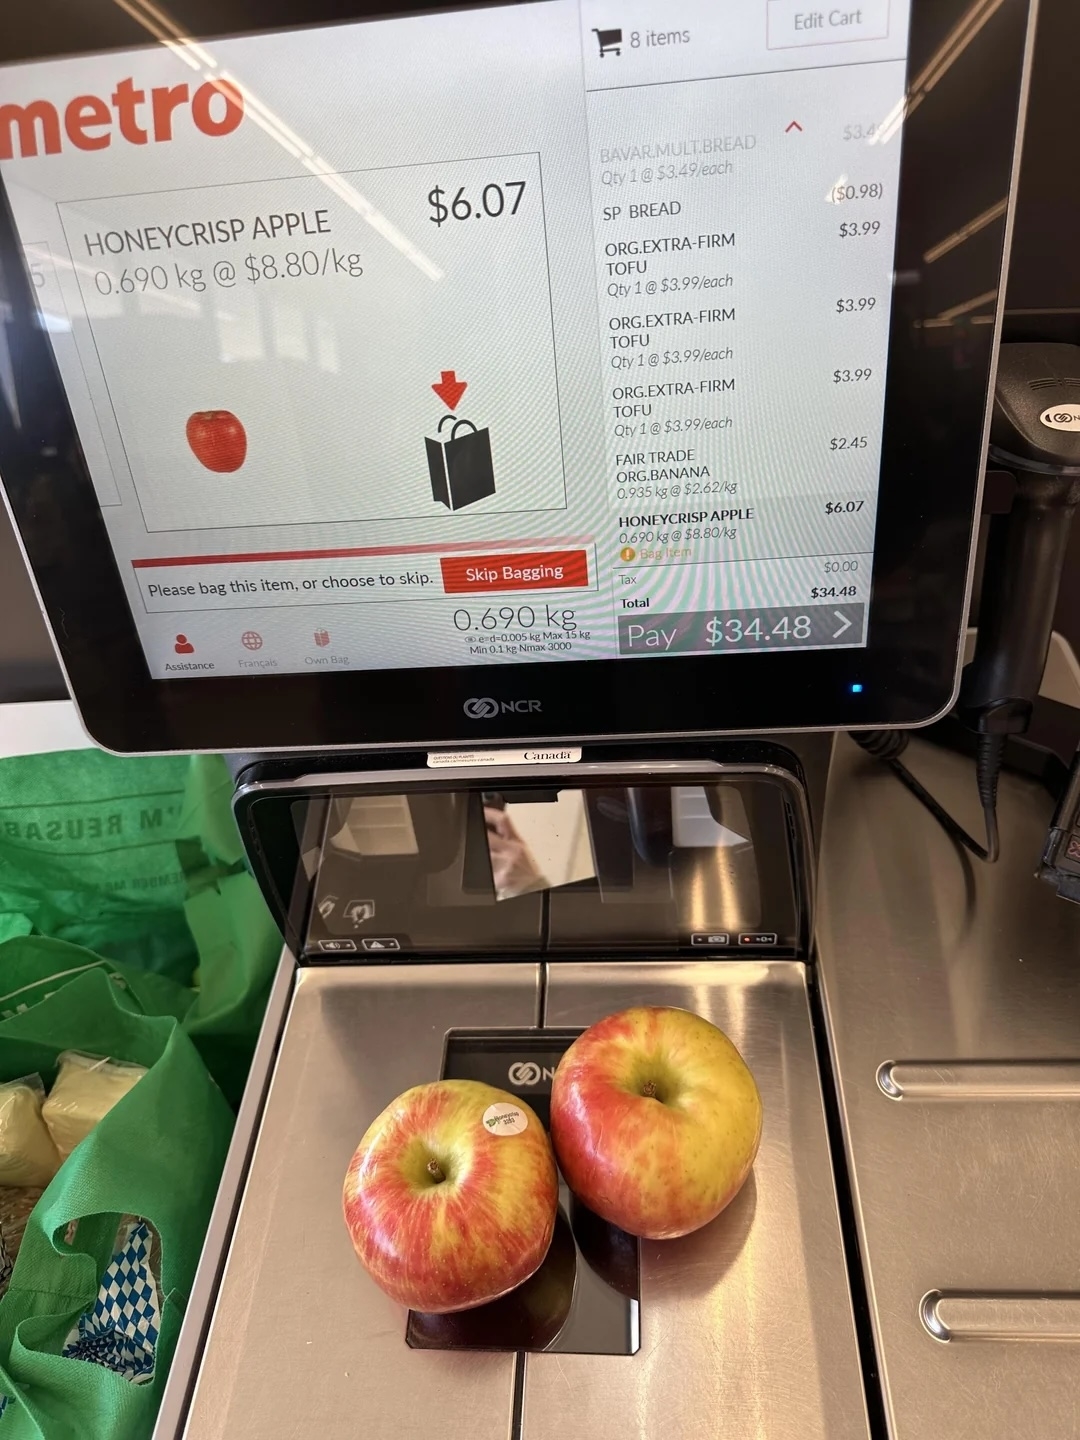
[482, 1102, 528, 1135]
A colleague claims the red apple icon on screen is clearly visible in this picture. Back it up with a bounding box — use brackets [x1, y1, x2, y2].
[186, 411, 247, 473]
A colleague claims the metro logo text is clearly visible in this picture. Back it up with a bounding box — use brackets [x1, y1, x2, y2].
[0, 78, 244, 160]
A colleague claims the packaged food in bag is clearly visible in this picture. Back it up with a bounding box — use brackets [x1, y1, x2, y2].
[0, 1075, 60, 1188]
[42, 1052, 148, 1160]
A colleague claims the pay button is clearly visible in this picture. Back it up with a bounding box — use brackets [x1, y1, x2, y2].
[767, 0, 890, 47]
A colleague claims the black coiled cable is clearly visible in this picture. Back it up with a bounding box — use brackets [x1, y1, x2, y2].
[851, 729, 1003, 863]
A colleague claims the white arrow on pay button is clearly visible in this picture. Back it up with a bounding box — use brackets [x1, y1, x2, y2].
[832, 611, 853, 639]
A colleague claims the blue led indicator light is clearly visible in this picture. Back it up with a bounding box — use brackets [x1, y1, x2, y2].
[850, 683, 864, 694]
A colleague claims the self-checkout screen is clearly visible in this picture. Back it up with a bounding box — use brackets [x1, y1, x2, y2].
[0, 0, 909, 679]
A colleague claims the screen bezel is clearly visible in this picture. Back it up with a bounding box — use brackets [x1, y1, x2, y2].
[0, 0, 1035, 752]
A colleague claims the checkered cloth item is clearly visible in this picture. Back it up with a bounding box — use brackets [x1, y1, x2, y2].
[61, 1221, 160, 1383]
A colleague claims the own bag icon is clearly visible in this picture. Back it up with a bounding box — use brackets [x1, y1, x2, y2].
[426, 416, 496, 511]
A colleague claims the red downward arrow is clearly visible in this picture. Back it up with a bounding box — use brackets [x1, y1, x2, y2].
[432, 370, 468, 409]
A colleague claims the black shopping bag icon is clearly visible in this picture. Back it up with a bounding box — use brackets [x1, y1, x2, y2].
[426, 417, 496, 512]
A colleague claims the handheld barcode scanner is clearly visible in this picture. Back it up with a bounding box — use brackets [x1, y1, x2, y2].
[962, 342, 1080, 904]
[960, 343, 1080, 739]
[856, 345, 1080, 867]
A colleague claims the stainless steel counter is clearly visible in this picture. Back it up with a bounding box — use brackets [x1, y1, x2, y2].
[817, 735, 1080, 1440]
[178, 959, 868, 1440]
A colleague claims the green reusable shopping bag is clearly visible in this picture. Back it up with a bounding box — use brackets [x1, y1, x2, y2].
[0, 955, 233, 1440]
[0, 750, 280, 1105]
[0, 749, 195, 981]
[0, 749, 281, 1433]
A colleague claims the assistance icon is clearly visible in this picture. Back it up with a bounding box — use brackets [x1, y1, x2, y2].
[425, 369, 495, 511]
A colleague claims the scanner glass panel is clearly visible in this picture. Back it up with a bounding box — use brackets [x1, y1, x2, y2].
[283, 776, 802, 958]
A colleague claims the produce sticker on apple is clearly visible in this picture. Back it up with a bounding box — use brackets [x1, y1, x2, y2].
[482, 1102, 529, 1135]
[342, 1079, 557, 1313]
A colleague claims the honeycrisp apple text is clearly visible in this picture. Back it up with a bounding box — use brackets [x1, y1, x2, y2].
[82, 209, 331, 256]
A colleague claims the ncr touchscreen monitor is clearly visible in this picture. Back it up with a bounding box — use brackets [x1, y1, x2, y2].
[0, 0, 1034, 752]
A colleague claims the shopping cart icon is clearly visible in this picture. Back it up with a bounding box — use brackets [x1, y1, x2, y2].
[593, 27, 622, 57]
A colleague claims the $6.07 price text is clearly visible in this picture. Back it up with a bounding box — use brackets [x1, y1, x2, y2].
[428, 181, 527, 225]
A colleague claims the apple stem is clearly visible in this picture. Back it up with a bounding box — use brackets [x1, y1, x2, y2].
[641, 1080, 659, 1099]
[427, 1158, 446, 1183]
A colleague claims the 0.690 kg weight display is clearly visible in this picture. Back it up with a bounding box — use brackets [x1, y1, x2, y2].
[453, 605, 580, 632]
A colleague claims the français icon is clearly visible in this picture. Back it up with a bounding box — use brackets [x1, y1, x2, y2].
[241, 630, 263, 651]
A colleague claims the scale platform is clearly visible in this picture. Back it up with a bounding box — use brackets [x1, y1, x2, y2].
[177, 960, 866, 1440]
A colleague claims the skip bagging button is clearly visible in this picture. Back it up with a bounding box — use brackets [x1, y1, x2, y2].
[441, 549, 589, 594]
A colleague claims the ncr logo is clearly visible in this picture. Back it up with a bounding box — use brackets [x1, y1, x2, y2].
[0, 78, 244, 161]
[463, 697, 542, 719]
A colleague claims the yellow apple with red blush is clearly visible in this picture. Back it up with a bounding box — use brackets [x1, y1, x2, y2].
[550, 1006, 761, 1240]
